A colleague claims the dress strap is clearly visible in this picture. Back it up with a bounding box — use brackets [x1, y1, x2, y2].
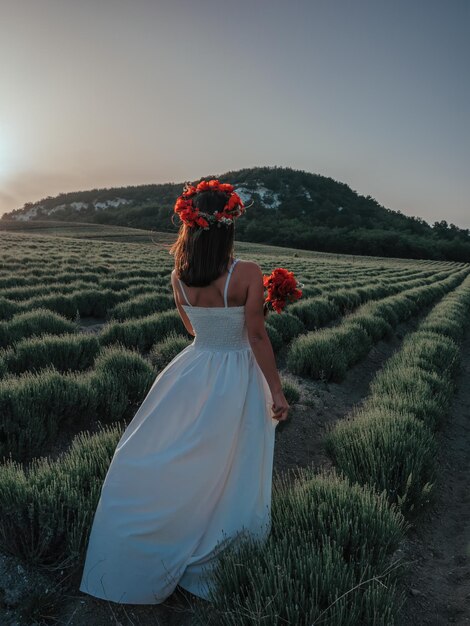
[178, 278, 192, 307]
[223, 258, 239, 307]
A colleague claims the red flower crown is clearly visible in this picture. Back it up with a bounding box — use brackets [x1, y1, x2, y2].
[173, 179, 246, 230]
[263, 267, 303, 314]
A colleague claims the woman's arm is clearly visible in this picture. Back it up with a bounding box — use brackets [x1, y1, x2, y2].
[244, 262, 289, 420]
[170, 270, 195, 336]
[243, 262, 283, 395]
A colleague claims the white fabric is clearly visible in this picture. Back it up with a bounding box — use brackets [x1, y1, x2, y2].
[79, 264, 278, 605]
[178, 277, 191, 306]
[223, 258, 239, 306]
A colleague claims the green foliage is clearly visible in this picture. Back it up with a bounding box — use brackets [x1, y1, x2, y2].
[0, 345, 155, 462]
[99, 309, 188, 351]
[20, 288, 122, 319]
[287, 327, 348, 381]
[92, 344, 156, 417]
[149, 331, 192, 371]
[287, 269, 469, 381]
[0, 229, 468, 624]
[0, 354, 7, 378]
[109, 293, 175, 321]
[0, 308, 77, 349]
[195, 468, 407, 625]
[0, 333, 101, 375]
[325, 274, 470, 514]
[6, 166, 470, 261]
[281, 379, 301, 404]
[325, 409, 437, 514]
[0, 367, 92, 461]
[418, 287, 470, 342]
[264, 311, 305, 342]
[367, 367, 454, 430]
[347, 312, 392, 341]
[328, 288, 363, 313]
[0, 422, 124, 571]
[287, 320, 375, 382]
[16, 586, 63, 625]
[289, 296, 341, 330]
[399, 331, 460, 376]
[0, 295, 19, 319]
[264, 324, 283, 354]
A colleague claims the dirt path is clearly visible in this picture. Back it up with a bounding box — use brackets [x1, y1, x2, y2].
[396, 332, 470, 626]
[272, 318, 419, 479]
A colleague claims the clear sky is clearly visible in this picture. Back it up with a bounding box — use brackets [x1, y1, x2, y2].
[1, 0, 469, 228]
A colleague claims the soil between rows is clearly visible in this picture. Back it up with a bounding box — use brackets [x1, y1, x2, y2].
[395, 331, 470, 626]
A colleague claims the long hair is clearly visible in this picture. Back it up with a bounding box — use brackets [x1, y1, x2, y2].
[169, 190, 235, 286]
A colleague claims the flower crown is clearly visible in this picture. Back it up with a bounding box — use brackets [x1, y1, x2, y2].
[173, 179, 246, 230]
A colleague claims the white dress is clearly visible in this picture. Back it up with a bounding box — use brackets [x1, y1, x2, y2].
[79, 258, 278, 604]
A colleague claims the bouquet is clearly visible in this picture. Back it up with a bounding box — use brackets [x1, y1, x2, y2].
[263, 267, 303, 314]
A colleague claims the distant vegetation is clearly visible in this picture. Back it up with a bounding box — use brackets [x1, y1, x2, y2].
[3, 166, 469, 261]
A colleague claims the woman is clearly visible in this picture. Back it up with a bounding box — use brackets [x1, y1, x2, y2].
[79, 179, 289, 605]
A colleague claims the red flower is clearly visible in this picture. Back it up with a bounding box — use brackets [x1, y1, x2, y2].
[263, 267, 302, 314]
[182, 184, 197, 197]
[175, 197, 190, 212]
[195, 180, 210, 192]
[195, 215, 209, 228]
[225, 194, 241, 213]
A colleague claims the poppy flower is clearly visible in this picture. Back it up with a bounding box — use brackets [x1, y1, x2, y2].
[263, 268, 302, 314]
[196, 181, 211, 192]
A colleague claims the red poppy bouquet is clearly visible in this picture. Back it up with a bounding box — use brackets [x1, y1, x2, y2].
[263, 267, 303, 314]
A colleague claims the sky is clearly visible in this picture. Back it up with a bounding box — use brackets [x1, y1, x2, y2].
[0, 0, 469, 228]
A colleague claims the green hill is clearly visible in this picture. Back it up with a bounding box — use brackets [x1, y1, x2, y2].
[3, 166, 469, 262]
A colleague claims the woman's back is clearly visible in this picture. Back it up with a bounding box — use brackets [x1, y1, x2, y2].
[177, 258, 251, 351]
[176, 256, 248, 309]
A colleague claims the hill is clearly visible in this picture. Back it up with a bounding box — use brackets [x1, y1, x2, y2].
[2, 166, 469, 261]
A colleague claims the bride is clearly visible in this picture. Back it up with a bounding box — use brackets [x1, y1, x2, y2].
[79, 179, 289, 605]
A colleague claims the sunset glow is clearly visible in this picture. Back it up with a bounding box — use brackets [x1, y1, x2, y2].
[0, 0, 468, 227]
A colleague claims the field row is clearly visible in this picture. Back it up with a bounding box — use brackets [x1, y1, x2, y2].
[286, 267, 470, 380]
[0, 265, 436, 301]
[193, 272, 470, 623]
[3, 266, 468, 623]
[1, 269, 468, 467]
[326, 272, 470, 513]
[0, 263, 445, 322]
[1, 272, 461, 372]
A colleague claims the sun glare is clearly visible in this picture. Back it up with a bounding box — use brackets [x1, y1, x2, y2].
[0, 126, 20, 185]
[0, 132, 11, 181]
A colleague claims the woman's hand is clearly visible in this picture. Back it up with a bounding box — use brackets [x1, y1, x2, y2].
[271, 390, 289, 421]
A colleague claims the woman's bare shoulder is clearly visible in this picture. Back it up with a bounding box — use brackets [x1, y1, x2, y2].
[236, 261, 263, 293]
[238, 259, 262, 274]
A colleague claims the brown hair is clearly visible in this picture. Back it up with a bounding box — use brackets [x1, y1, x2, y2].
[169, 190, 235, 286]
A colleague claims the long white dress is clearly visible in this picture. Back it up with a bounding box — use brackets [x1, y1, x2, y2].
[79, 258, 278, 604]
